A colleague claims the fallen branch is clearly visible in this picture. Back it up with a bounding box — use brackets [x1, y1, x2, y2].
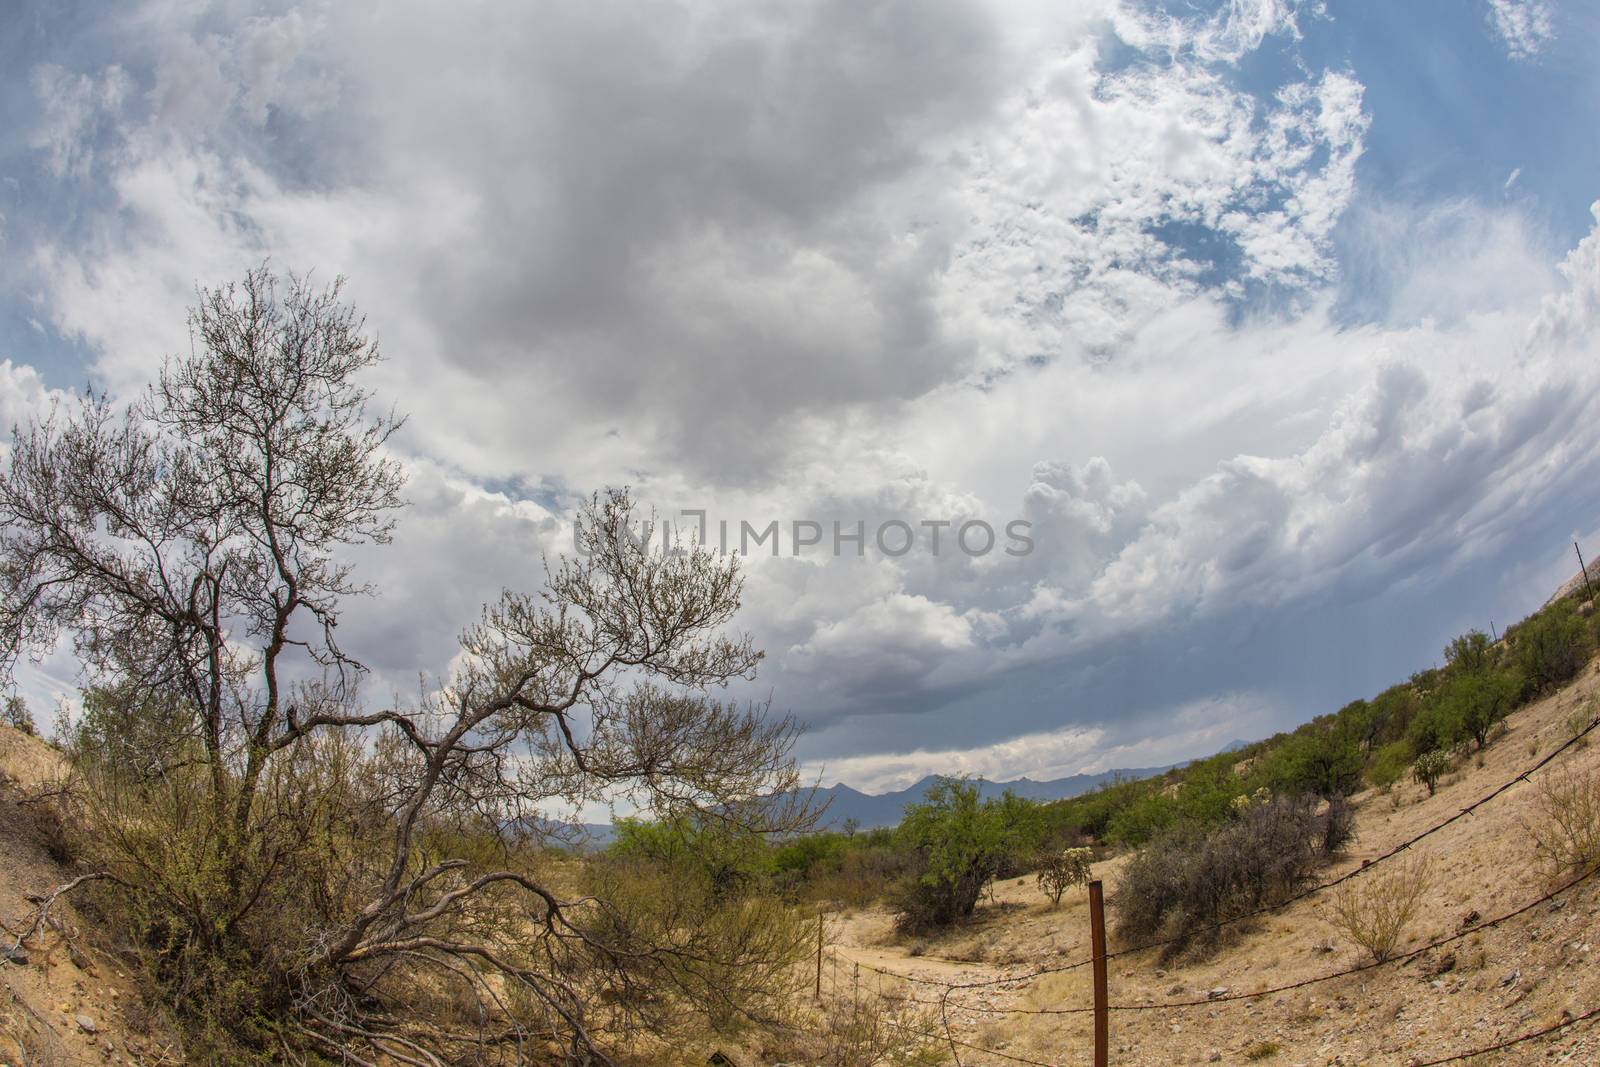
[3, 872, 114, 964]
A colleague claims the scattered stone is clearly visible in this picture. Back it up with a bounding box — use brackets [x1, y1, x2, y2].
[75, 1014, 97, 1034]
[1207, 987, 1230, 1000]
[1431, 952, 1456, 976]
[66, 943, 95, 974]
[1459, 909, 1481, 930]
[3, 946, 28, 965]
[1499, 969, 1521, 987]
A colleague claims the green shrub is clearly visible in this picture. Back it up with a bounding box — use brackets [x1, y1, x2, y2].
[1369, 740, 1412, 790]
[1104, 784, 1191, 846]
[1412, 749, 1451, 796]
[610, 815, 775, 898]
[1036, 846, 1093, 905]
[1512, 600, 1591, 695]
[892, 780, 1040, 931]
[1444, 629, 1493, 674]
[2, 694, 34, 735]
[1261, 727, 1364, 801]
[1436, 667, 1520, 750]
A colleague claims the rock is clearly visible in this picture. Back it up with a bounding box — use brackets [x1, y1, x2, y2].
[1208, 1053, 1222, 1062]
[3, 946, 28, 965]
[75, 1014, 97, 1034]
[1431, 952, 1456, 976]
[1207, 987, 1230, 1000]
[1458, 909, 1481, 930]
[1500, 969, 1521, 987]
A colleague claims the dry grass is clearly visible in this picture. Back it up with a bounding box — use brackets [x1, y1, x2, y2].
[1325, 852, 1434, 963]
[1526, 766, 1600, 879]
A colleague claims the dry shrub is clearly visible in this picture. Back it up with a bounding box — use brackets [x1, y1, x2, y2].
[1035, 846, 1093, 905]
[776, 980, 946, 1067]
[1525, 767, 1600, 879]
[1111, 795, 1339, 959]
[1564, 699, 1596, 750]
[1325, 853, 1433, 964]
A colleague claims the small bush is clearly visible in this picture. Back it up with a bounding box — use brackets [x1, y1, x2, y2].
[784, 981, 946, 1067]
[1369, 741, 1411, 791]
[1412, 750, 1451, 796]
[1035, 847, 1093, 905]
[1322, 796, 1355, 856]
[1564, 699, 1596, 750]
[1243, 1040, 1282, 1060]
[1525, 768, 1600, 879]
[1325, 853, 1433, 963]
[2, 694, 34, 735]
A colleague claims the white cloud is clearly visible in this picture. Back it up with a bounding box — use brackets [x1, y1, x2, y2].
[1486, 0, 1555, 61]
[8, 1, 1600, 787]
[808, 690, 1275, 793]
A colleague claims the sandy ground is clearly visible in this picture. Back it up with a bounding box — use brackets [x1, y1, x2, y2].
[821, 664, 1600, 1066]
[0, 725, 181, 1067]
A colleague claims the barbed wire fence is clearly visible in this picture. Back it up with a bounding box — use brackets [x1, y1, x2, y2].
[804, 707, 1600, 1065]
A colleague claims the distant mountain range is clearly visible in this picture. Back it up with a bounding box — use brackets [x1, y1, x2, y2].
[795, 765, 1174, 832]
[549, 741, 1253, 846]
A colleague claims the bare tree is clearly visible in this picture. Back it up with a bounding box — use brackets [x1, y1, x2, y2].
[0, 265, 809, 1063]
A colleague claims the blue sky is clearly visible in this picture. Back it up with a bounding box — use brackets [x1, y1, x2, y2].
[2, 0, 1599, 794]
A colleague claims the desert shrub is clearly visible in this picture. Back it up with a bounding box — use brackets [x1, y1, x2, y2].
[1444, 629, 1494, 674]
[778, 978, 946, 1067]
[581, 853, 810, 1037]
[808, 839, 915, 908]
[1104, 788, 1180, 847]
[1433, 668, 1520, 750]
[1525, 767, 1600, 879]
[1412, 749, 1451, 796]
[610, 814, 775, 899]
[1322, 795, 1355, 855]
[1044, 774, 1165, 841]
[1111, 795, 1339, 958]
[1170, 752, 1250, 826]
[1369, 740, 1411, 790]
[1564, 698, 1597, 749]
[1036, 846, 1093, 905]
[1512, 600, 1591, 696]
[892, 780, 1038, 932]
[1362, 684, 1422, 753]
[3, 694, 33, 735]
[1325, 853, 1433, 963]
[1261, 727, 1364, 800]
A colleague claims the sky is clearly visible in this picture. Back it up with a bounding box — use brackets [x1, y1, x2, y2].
[2, 0, 1600, 796]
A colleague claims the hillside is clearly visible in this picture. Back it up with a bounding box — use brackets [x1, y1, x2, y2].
[0, 726, 179, 1065]
[816, 658, 1600, 1065]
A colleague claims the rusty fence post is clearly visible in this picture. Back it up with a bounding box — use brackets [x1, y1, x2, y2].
[1089, 878, 1109, 1067]
[815, 911, 824, 1000]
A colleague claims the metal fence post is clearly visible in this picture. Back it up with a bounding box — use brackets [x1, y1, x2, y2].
[1089, 878, 1109, 1067]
